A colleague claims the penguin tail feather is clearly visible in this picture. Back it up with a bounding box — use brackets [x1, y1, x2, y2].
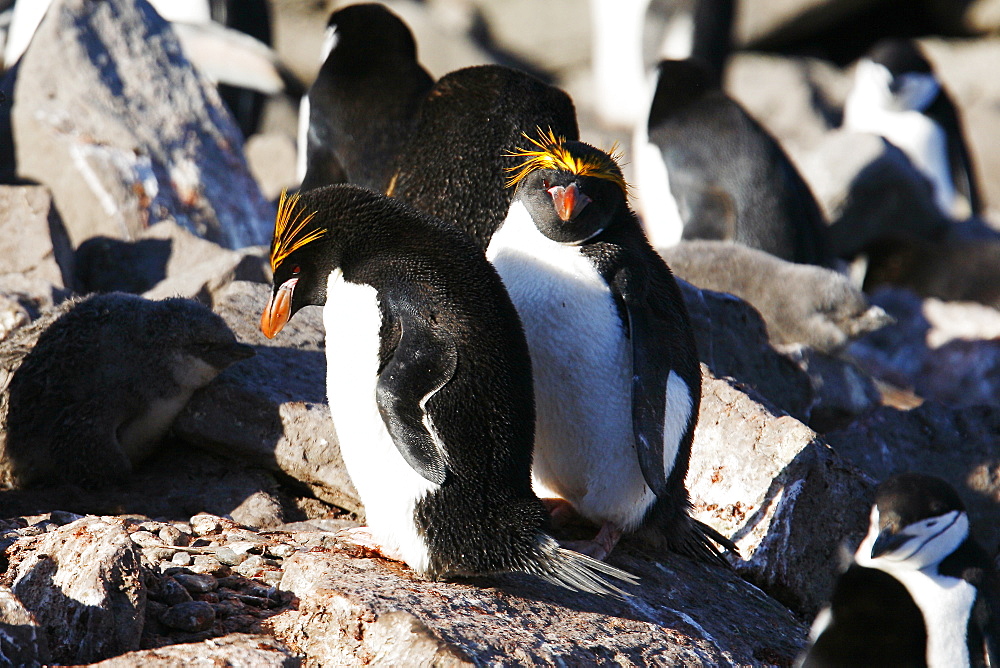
[676, 518, 739, 571]
[525, 537, 639, 598]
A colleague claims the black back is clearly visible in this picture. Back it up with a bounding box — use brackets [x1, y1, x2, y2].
[803, 564, 928, 668]
[648, 59, 833, 267]
[272, 185, 557, 578]
[388, 64, 579, 248]
[301, 4, 433, 192]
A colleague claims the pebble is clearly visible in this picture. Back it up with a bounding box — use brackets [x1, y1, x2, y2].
[130, 531, 164, 548]
[174, 572, 218, 594]
[235, 555, 266, 577]
[158, 577, 194, 605]
[190, 514, 225, 536]
[49, 511, 84, 525]
[158, 525, 190, 547]
[171, 551, 193, 567]
[190, 554, 230, 577]
[266, 543, 295, 559]
[215, 546, 247, 567]
[159, 600, 216, 633]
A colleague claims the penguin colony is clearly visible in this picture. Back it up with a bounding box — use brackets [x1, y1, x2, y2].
[274, 0, 999, 624]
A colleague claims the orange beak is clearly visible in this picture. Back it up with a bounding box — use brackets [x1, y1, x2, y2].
[548, 182, 591, 221]
[260, 278, 297, 339]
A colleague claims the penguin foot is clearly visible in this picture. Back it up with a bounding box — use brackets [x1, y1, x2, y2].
[562, 523, 623, 561]
[334, 527, 406, 563]
[541, 497, 585, 529]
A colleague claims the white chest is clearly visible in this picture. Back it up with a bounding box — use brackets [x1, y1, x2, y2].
[890, 568, 976, 668]
[487, 202, 654, 529]
[322, 269, 437, 573]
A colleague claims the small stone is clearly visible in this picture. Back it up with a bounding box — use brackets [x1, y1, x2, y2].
[266, 543, 295, 559]
[159, 600, 216, 633]
[49, 510, 84, 525]
[259, 570, 283, 587]
[190, 514, 225, 536]
[141, 546, 177, 564]
[171, 551, 193, 567]
[215, 546, 248, 566]
[190, 554, 230, 577]
[130, 531, 163, 548]
[158, 525, 190, 546]
[157, 577, 194, 605]
[235, 555, 266, 577]
[174, 573, 218, 594]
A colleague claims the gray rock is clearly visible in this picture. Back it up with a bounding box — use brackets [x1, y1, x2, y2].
[159, 600, 216, 633]
[688, 372, 875, 615]
[268, 548, 807, 666]
[0, 516, 145, 664]
[11, 0, 273, 249]
[663, 240, 891, 352]
[780, 346, 882, 433]
[175, 281, 362, 516]
[89, 634, 298, 667]
[679, 279, 815, 422]
[0, 186, 74, 290]
[0, 585, 47, 667]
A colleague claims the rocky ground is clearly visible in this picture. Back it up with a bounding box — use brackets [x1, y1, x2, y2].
[1, 0, 999, 666]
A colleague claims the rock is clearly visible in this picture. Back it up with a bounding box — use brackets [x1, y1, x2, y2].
[0, 516, 145, 664]
[159, 600, 216, 633]
[0, 585, 47, 667]
[175, 281, 362, 516]
[11, 0, 273, 249]
[679, 279, 815, 422]
[662, 241, 891, 352]
[244, 133, 299, 201]
[267, 548, 807, 666]
[89, 634, 297, 667]
[780, 346, 882, 433]
[824, 401, 1000, 553]
[687, 372, 876, 614]
[0, 186, 74, 290]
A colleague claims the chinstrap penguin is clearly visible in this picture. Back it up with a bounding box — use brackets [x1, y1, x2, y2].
[387, 64, 579, 248]
[297, 3, 433, 192]
[843, 38, 981, 219]
[0, 293, 254, 490]
[489, 130, 735, 565]
[258, 187, 636, 594]
[802, 472, 1000, 667]
[636, 58, 832, 266]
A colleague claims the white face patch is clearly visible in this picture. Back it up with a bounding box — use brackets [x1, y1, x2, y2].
[320, 25, 339, 63]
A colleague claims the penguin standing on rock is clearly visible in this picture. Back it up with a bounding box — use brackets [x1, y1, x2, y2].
[297, 3, 433, 192]
[843, 38, 981, 219]
[801, 473, 1000, 667]
[636, 58, 833, 266]
[259, 186, 636, 594]
[488, 129, 735, 565]
[0, 293, 254, 490]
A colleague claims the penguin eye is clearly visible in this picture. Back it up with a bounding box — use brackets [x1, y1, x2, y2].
[542, 178, 551, 189]
[291, 265, 301, 275]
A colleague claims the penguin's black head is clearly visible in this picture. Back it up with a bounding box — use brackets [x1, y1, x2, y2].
[863, 472, 968, 565]
[648, 59, 717, 127]
[324, 3, 418, 62]
[260, 190, 333, 338]
[867, 39, 933, 78]
[506, 129, 629, 245]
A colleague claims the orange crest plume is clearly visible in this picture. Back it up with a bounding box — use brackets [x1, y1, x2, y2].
[505, 128, 629, 196]
[269, 189, 324, 272]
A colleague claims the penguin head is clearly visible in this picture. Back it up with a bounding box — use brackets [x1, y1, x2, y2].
[855, 39, 940, 113]
[506, 129, 629, 244]
[260, 189, 332, 338]
[322, 3, 418, 65]
[855, 473, 969, 572]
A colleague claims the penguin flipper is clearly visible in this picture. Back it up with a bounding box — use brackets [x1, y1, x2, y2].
[375, 312, 456, 486]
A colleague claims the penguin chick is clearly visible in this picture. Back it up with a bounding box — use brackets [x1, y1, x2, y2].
[298, 3, 433, 192]
[843, 38, 981, 219]
[0, 293, 254, 490]
[490, 130, 736, 566]
[636, 58, 832, 266]
[258, 187, 636, 595]
[658, 240, 892, 352]
[802, 473, 1000, 667]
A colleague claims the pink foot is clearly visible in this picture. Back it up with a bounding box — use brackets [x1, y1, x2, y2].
[541, 497, 585, 529]
[561, 522, 623, 561]
[334, 526, 406, 563]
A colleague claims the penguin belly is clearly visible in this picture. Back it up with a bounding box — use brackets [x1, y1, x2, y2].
[323, 269, 438, 575]
[487, 201, 656, 531]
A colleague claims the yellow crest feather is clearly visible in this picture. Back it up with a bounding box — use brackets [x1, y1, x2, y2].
[505, 128, 629, 196]
[269, 189, 324, 272]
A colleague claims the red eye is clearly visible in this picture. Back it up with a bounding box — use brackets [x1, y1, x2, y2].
[542, 179, 550, 189]
[291, 265, 301, 275]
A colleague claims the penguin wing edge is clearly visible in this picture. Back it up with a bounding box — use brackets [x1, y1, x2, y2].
[374, 314, 456, 486]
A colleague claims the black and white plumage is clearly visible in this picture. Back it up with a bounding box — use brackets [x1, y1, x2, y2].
[258, 186, 636, 594]
[489, 131, 734, 564]
[635, 58, 833, 266]
[843, 38, 981, 219]
[387, 64, 579, 248]
[0, 293, 254, 490]
[802, 473, 1000, 667]
[297, 3, 433, 192]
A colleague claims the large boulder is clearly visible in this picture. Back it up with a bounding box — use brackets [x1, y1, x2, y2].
[11, 0, 273, 249]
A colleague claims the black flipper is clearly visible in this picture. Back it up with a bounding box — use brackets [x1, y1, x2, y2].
[375, 305, 457, 485]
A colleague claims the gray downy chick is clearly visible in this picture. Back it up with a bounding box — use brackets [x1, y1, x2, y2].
[0, 293, 254, 490]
